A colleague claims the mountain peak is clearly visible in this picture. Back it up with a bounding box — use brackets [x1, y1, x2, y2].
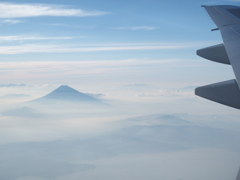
[52, 85, 80, 93]
[32, 85, 101, 103]
[59, 85, 70, 88]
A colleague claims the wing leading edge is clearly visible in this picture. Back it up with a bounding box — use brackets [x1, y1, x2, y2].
[195, 5, 240, 109]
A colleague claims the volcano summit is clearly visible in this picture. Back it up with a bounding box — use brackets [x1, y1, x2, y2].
[30, 85, 103, 104]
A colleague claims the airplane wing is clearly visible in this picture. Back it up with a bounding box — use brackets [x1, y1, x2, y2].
[237, 167, 240, 180]
[195, 5, 240, 109]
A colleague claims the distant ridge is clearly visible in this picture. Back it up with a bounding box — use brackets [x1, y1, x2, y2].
[31, 85, 102, 104]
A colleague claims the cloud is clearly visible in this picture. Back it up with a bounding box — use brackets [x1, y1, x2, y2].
[42, 23, 97, 29]
[1, 107, 45, 118]
[0, 3, 108, 18]
[111, 26, 157, 30]
[0, 83, 50, 89]
[123, 84, 152, 87]
[0, 59, 176, 69]
[0, 43, 189, 54]
[86, 93, 106, 98]
[0, 59, 177, 80]
[136, 88, 195, 98]
[3, 115, 237, 180]
[0, 36, 74, 41]
[0, 156, 95, 179]
[0, 84, 28, 88]
[1, 19, 22, 24]
[0, 94, 31, 99]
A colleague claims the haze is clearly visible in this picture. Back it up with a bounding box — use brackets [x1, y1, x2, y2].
[1, 0, 240, 180]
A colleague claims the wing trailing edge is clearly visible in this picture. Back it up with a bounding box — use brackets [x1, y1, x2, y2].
[203, 5, 239, 27]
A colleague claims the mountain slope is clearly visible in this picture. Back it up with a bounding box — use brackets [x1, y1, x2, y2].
[31, 85, 102, 104]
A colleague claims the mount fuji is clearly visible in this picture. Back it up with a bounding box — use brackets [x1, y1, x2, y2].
[30, 85, 104, 104]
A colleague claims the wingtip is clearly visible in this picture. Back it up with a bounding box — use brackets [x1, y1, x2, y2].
[201, 5, 206, 7]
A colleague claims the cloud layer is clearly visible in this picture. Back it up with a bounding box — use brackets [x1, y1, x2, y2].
[0, 3, 108, 18]
[0, 36, 73, 42]
[112, 26, 157, 30]
[0, 36, 74, 41]
[1, 19, 22, 24]
[0, 43, 189, 54]
[0, 59, 177, 83]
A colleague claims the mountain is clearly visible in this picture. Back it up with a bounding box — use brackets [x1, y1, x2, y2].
[30, 85, 102, 104]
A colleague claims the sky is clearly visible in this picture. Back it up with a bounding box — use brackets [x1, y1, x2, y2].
[0, 0, 239, 88]
[2, 0, 240, 180]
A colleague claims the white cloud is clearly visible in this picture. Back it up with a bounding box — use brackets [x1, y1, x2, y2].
[42, 23, 97, 29]
[0, 59, 177, 69]
[2, 19, 22, 24]
[44, 23, 70, 27]
[0, 43, 188, 54]
[0, 3, 108, 18]
[0, 59, 177, 77]
[136, 88, 195, 98]
[0, 36, 74, 41]
[112, 26, 157, 30]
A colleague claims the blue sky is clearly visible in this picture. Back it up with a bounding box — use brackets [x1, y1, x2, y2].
[0, 0, 239, 87]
